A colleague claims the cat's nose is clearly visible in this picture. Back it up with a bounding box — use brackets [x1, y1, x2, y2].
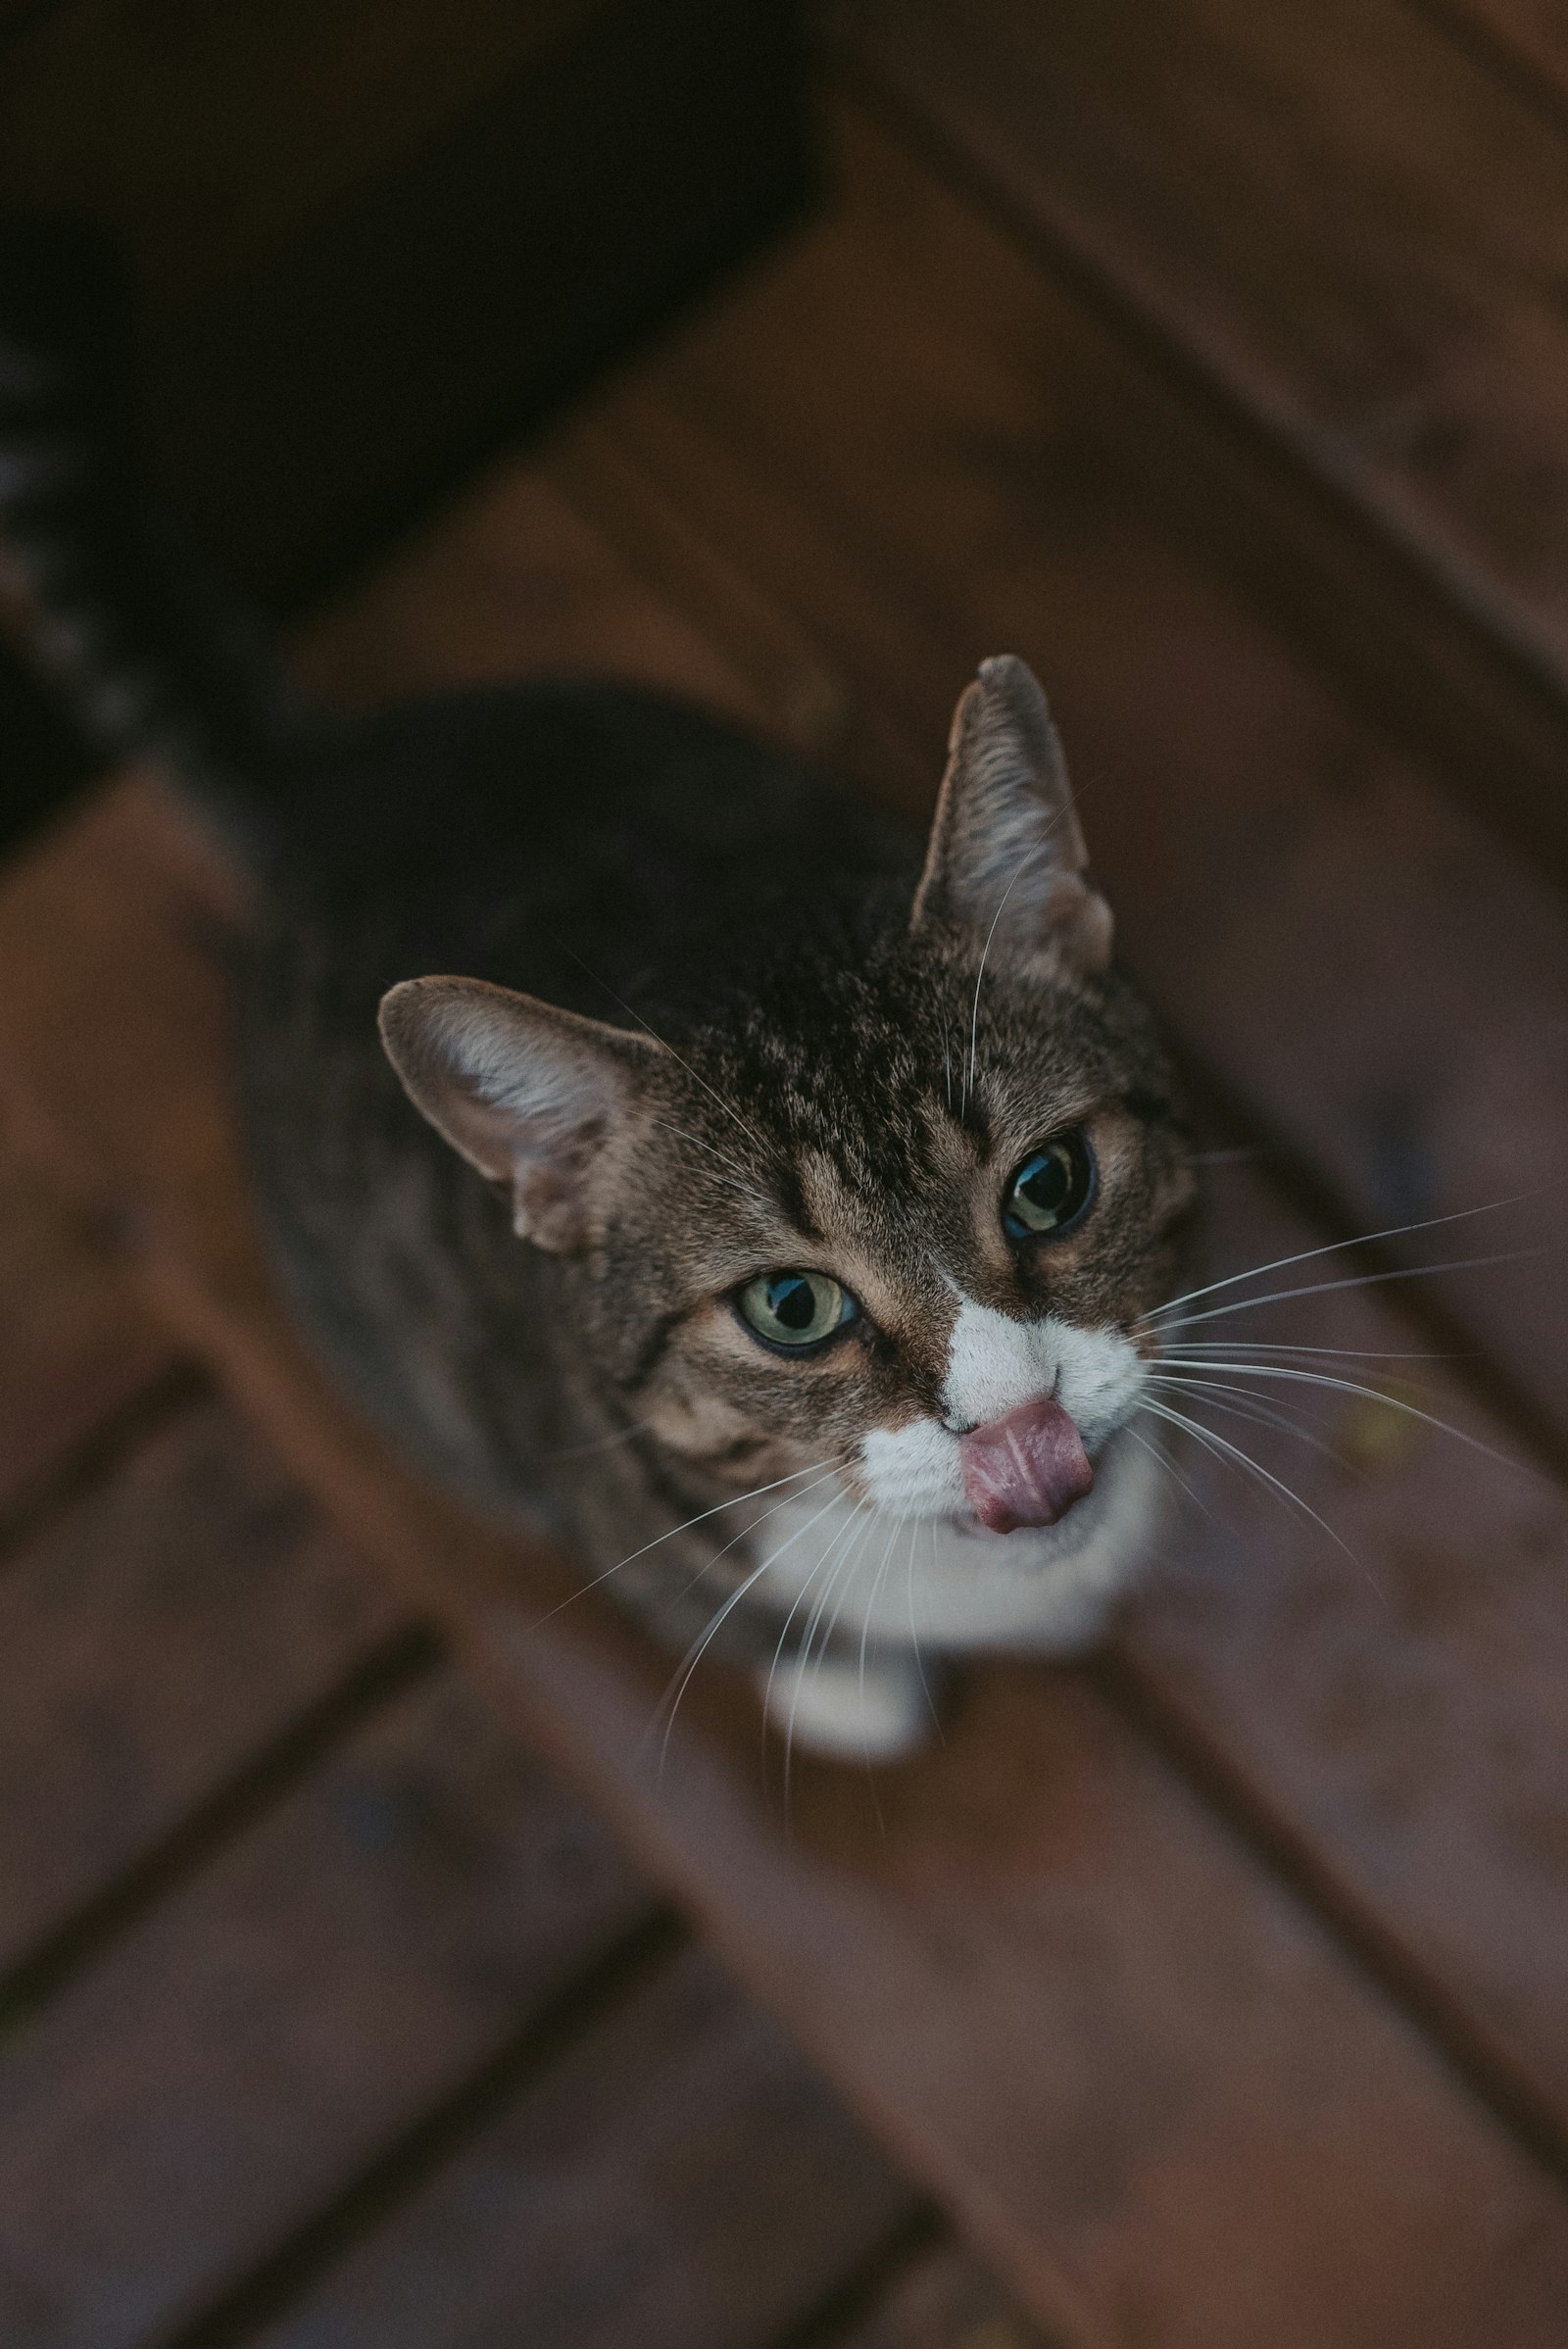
[959, 1395, 1094, 1534]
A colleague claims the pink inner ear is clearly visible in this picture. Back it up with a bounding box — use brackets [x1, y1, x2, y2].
[959, 1395, 1095, 1533]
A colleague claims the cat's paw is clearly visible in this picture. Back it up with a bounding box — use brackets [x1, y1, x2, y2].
[758, 1652, 940, 1763]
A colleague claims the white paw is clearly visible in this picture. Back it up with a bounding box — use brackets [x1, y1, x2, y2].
[758, 1651, 937, 1762]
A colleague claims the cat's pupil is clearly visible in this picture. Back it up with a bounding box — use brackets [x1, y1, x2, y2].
[1020, 1152, 1070, 1215]
[738, 1267, 854, 1350]
[770, 1275, 814, 1330]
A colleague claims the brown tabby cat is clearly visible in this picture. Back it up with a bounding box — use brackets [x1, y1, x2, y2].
[1, 225, 1196, 1758]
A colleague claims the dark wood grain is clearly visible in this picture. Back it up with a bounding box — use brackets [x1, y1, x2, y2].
[255, 1947, 913, 2349]
[1, 744, 1566, 2337]
[550, 100, 1568, 1460]
[831, 0, 1568, 871]
[0, 1665, 652, 2349]
[0, 1397, 408, 1972]
[0, 1114, 176, 1518]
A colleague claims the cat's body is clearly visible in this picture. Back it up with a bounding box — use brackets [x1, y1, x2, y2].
[1, 224, 1196, 1757]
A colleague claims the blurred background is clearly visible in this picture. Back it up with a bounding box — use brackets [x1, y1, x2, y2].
[3, 3, 1568, 2345]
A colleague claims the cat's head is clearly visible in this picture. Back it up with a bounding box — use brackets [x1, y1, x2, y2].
[380, 657, 1195, 1544]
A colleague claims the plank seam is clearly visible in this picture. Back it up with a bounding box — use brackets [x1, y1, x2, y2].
[760, 2204, 969, 2349]
[0, 1357, 209, 1576]
[147, 1903, 689, 2349]
[1093, 1647, 1568, 2188]
[1403, 1, 1568, 138]
[0, 1618, 443, 2032]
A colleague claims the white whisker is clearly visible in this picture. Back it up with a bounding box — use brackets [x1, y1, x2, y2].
[1151, 1246, 1547, 1336]
[533, 1454, 846, 1624]
[655, 1481, 853, 1772]
[1140, 1192, 1544, 1327]
[1139, 1395, 1362, 1571]
[1152, 1359, 1522, 1476]
[963, 830, 1054, 1114]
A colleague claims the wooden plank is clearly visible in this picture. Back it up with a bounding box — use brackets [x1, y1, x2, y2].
[0, 1396, 408, 1973]
[0, 1111, 176, 1520]
[0, 1665, 653, 2349]
[0, 718, 1566, 2332]
[836, 2251, 1049, 2349]
[828, 0, 1568, 872]
[254, 1946, 913, 2349]
[292, 465, 796, 726]
[548, 99, 1568, 1457]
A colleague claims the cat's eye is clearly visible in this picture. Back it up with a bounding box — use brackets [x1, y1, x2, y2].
[1003, 1132, 1096, 1240]
[737, 1269, 857, 1351]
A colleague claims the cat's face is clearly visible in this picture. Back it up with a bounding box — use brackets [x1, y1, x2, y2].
[381, 657, 1195, 1545]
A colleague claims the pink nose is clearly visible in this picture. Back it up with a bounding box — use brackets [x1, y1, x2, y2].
[960, 1395, 1095, 1534]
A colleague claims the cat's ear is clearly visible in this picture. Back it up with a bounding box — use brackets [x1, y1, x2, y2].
[378, 976, 665, 1252]
[909, 655, 1112, 974]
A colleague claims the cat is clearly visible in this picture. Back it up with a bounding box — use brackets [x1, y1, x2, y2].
[0, 220, 1197, 1760]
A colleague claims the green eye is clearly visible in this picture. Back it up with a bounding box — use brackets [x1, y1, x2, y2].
[738, 1269, 856, 1350]
[1004, 1133, 1096, 1239]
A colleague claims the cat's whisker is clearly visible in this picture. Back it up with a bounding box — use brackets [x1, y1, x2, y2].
[906, 1517, 944, 1740]
[1147, 1245, 1548, 1337]
[1167, 1339, 1452, 1361]
[1152, 1358, 1523, 1476]
[656, 1479, 855, 1774]
[669, 1462, 856, 1610]
[760, 1503, 866, 1794]
[1145, 1372, 1346, 1468]
[552, 935, 773, 1162]
[650, 1118, 767, 1202]
[1139, 1191, 1547, 1328]
[534, 1454, 848, 1624]
[784, 1499, 874, 1805]
[858, 1506, 910, 1757]
[1138, 1395, 1363, 1571]
[1124, 1423, 1215, 1525]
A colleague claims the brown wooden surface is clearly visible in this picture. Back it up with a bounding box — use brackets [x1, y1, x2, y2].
[0, 1116, 177, 1519]
[255, 1946, 915, 2349]
[3, 17, 1568, 2344]
[0, 1399, 408, 1973]
[0, 1668, 654, 2348]
[832, 0, 1568, 869]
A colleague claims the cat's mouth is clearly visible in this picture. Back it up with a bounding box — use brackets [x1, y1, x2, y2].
[957, 1394, 1096, 1536]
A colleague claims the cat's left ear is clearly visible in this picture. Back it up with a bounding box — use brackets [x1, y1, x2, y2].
[378, 976, 666, 1252]
[909, 654, 1112, 975]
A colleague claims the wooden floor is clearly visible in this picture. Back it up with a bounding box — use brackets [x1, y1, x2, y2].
[5, 7, 1568, 2345]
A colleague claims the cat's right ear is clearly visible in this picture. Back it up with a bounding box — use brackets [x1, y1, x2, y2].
[378, 977, 665, 1252]
[909, 655, 1112, 975]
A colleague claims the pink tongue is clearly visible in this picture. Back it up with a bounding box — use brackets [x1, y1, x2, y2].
[960, 1396, 1095, 1534]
